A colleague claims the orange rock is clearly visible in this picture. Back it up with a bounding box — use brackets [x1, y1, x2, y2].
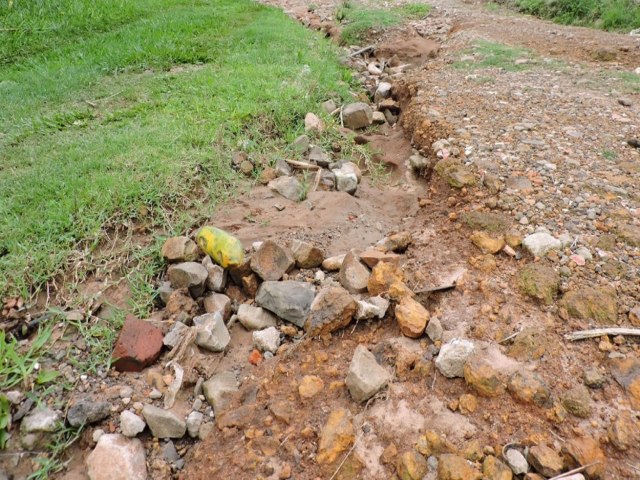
[395, 296, 429, 338]
[316, 409, 355, 465]
[248, 349, 262, 366]
[367, 262, 404, 296]
[298, 375, 325, 399]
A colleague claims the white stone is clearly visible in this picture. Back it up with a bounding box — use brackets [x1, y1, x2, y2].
[435, 339, 475, 378]
[202, 371, 238, 414]
[253, 327, 281, 354]
[193, 312, 230, 352]
[355, 296, 389, 320]
[20, 407, 61, 433]
[332, 163, 360, 195]
[202, 256, 227, 292]
[237, 304, 278, 331]
[346, 345, 390, 403]
[425, 317, 443, 342]
[504, 448, 528, 475]
[141, 405, 186, 439]
[163, 321, 190, 349]
[186, 411, 204, 438]
[86, 434, 147, 480]
[374, 82, 392, 103]
[522, 232, 562, 257]
[120, 411, 146, 438]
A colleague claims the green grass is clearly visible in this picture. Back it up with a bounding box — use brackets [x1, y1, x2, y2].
[0, 0, 352, 300]
[0, 324, 54, 390]
[454, 40, 534, 71]
[602, 149, 617, 160]
[337, 1, 431, 44]
[512, 0, 640, 31]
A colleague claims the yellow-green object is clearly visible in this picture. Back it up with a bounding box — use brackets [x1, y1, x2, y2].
[196, 226, 245, 268]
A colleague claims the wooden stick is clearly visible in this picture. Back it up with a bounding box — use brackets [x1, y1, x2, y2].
[548, 461, 601, 479]
[311, 168, 322, 192]
[284, 159, 320, 170]
[565, 328, 640, 341]
[415, 282, 456, 295]
[349, 45, 374, 57]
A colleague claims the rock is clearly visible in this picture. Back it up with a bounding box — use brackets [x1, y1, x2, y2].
[346, 345, 390, 403]
[120, 411, 146, 437]
[630, 305, 640, 326]
[258, 167, 277, 184]
[167, 262, 208, 297]
[517, 264, 560, 305]
[561, 286, 618, 325]
[304, 112, 324, 133]
[462, 211, 511, 233]
[528, 445, 563, 477]
[372, 111, 386, 124]
[239, 160, 253, 176]
[161, 440, 179, 463]
[20, 408, 61, 433]
[186, 411, 204, 439]
[298, 375, 324, 399]
[583, 368, 606, 389]
[616, 222, 640, 247]
[291, 240, 324, 269]
[251, 240, 295, 281]
[342, 103, 373, 130]
[505, 176, 533, 191]
[269, 176, 303, 201]
[203, 292, 232, 321]
[458, 394, 478, 414]
[202, 371, 238, 414]
[86, 434, 147, 480]
[338, 251, 370, 294]
[253, 327, 281, 354]
[275, 159, 292, 178]
[332, 163, 360, 194]
[409, 154, 430, 171]
[316, 408, 355, 465]
[67, 399, 110, 427]
[397, 450, 428, 480]
[438, 454, 482, 480]
[610, 356, 640, 409]
[322, 99, 337, 114]
[163, 321, 190, 349]
[608, 412, 638, 451]
[425, 317, 443, 341]
[470, 231, 505, 254]
[374, 82, 392, 103]
[504, 449, 528, 475]
[308, 145, 331, 167]
[161, 236, 198, 263]
[193, 312, 230, 352]
[255, 281, 315, 327]
[507, 370, 551, 406]
[237, 304, 277, 330]
[112, 316, 164, 372]
[522, 233, 562, 257]
[322, 254, 345, 271]
[158, 283, 173, 305]
[435, 339, 475, 378]
[415, 431, 454, 457]
[379, 231, 413, 253]
[359, 250, 400, 268]
[483, 455, 513, 480]
[292, 134, 310, 153]
[434, 158, 475, 188]
[464, 354, 505, 397]
[305, 286, 356, 336]
[354, 296, 389, 320]
[395, 296, 429, 338]
[202, 256, 227, 292]
[367, 261, 404, 296]
[561, 385, 592, 418]
[561, 435, 606, 479]
[141, 405, 185, 439]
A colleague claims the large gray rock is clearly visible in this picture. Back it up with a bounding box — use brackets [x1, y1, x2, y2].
[269, 176, 303, 201]
[374, 82, 392, 104]
[193, 312, 230, 352]
[253, 327, 281, 354]
[20, 407, 61, 433]
[203, 293, 232, 321]
[202, 256, 227, 292]
[237, 304, 278, 330]
[67, 399, 111, 427]
[255, 281, 316, 327]
[291, 240, 324, 269]
[202, 371, 238, 414]
[346, 345, 390, 403]
[522, 232, 562, 257]
[338, 251, 370, 294]
[86, 434, 147, 480]
[250, 240, 295, 281]
[167, 262, 208, 297]
[120, 410, 146, 437]
[435, 339, 475, 378]
[141, 405, 186, 439]
[163, 321, 190, 349]
[332, 163, 359, 195]
[342, 102, 373, 130]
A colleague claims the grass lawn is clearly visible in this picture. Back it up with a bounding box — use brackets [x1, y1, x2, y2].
[0, 0, 351, 303]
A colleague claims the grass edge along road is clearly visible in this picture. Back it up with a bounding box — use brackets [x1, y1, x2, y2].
[0, 0, 352, 304]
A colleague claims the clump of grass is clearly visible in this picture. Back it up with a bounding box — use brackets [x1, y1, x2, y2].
[29, 424, 84, 480]
[0, 324, 54, 390]
[602, 149, 617, 160]
[0, 0, 352, 300]
[337, 1, 431, 45]
[454, 40, 534, 71]
[513, 0, 640, 31]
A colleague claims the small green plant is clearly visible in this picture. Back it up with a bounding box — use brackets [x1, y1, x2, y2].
[397, 2, 432, 18]
[485, 2, 500, 12]
[0, 395, 10, 450]
[299, 171, 311, 201]
[454, 40, 533, 72]
[602, 149, 617, 160]
[0, 325, 54, 390]
[66, 312, 125, 374]
[28, 425, 84, 480]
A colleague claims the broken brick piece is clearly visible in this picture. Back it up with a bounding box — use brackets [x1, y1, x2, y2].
[112, 316, 164, 372]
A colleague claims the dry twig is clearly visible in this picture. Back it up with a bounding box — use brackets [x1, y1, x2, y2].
[284, 159, 320, 170]
[565, 328, 640, 341]
[548, 461, 601, 479]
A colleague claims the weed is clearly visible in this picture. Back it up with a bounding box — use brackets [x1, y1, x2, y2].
[0, 395, 9, 449]
[28, 424, 84, 480]
[299, 171, 312, 201]
[454, 40, 533, 72]
[0, 325, 54, 390]
[612, 71, 640, 93]
[0, 0, 351, 300]
[485, 2, 500, 11]
[602, 149, 617, 160]
[396, 3, 432, 18]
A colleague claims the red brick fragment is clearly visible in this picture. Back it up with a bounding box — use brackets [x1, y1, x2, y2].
[248, 349, 263, 366]
[112, 316, 164, 372]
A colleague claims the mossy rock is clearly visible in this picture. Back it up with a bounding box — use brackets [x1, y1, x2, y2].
[561, 286, 618, 325]
[434, 158, 476, 188]
[462, 211, 511, 233]
[616, 223, 640, 247]
[517, 264, 560, 305]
